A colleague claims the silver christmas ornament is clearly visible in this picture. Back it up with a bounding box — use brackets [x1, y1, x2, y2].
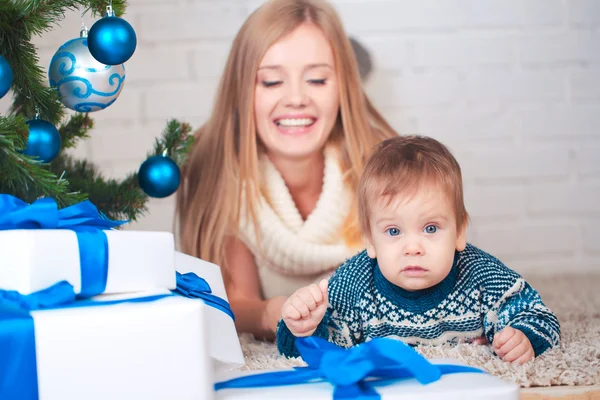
[48, 32, 126, 112]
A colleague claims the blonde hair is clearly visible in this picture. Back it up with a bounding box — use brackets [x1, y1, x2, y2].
[358, 135, 469, 238]
[177, 0, 398, 271]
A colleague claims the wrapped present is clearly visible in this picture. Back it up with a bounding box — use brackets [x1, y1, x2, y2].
[0, 252, 241, 400]
[0, 194, 176, 297]
[175, 251, 245, 373]
[213, 337, 520, 400]
[1, 284, 214, 400]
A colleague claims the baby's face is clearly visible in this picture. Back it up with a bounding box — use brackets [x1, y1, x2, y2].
[365, 186, 466, 291]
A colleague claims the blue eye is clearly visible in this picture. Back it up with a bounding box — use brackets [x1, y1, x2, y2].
[386, 228, 401, 236]
[424, 225, 438, 234]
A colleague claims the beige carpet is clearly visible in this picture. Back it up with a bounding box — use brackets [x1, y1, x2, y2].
[236, 273, 600, 388]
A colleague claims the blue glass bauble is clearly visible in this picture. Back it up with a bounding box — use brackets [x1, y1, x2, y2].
[0, 54, 13, 98]
[88, 15, 137, 65]
[24, 119, 62, 163]
[138, 156, 181, 198]
[48, 37, 126, 112]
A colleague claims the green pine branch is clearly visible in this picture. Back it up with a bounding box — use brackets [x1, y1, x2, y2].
[1, 0, 193, 222]
[150, 119, 195, 162]
[0, 114, 86, 206]
[59, 113, 94, 149]
[46, 119, 194, 222]
[1, 0, 127, 124]
[10, 1, 127, 39]
[49, 154, 147, 222]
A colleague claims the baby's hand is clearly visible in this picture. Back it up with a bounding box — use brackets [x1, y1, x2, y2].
[282, 279, 328, 337]
[493, 326, 534, 364]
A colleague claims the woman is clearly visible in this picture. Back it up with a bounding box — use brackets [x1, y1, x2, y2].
[177, 0, 398, 340]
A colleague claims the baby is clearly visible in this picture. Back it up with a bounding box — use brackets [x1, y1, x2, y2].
[277, 135, 560, 364]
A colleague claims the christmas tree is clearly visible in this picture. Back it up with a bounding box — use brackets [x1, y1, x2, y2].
[0, 0, 192, 222]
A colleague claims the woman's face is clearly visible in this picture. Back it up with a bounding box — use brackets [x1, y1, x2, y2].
[254, 23, 340, 161]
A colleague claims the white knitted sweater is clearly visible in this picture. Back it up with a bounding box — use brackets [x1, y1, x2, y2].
[238, 147, 361, 298]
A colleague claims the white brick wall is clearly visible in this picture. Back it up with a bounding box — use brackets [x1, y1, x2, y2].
[1, 0, 598, 274]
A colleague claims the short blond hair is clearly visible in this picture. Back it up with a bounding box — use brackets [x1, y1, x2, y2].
[358, 135, 469, 238]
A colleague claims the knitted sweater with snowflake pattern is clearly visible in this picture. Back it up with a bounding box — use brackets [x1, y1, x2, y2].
[277, 243, 561, 358]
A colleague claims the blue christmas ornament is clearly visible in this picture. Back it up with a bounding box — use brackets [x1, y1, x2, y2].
[88, 7, 137, 65]
[138, 155, 181, 198]
[48, 35, 125, 112]
[0, 54, 13, 98]
[24, 119, 62, 163]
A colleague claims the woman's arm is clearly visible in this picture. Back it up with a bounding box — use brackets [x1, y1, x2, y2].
[224, 236, 287, 341]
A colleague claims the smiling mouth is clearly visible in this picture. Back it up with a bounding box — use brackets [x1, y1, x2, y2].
[274, 117, 316, 128]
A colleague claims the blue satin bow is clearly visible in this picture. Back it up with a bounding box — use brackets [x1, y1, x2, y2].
[0, 194, 122, 230]
[0, 194, 236, 400]
[175, 272, 235, 321]
[214, 336, 484, 399]
[0, 274, 234, 400]
[0, 194, 126, 298]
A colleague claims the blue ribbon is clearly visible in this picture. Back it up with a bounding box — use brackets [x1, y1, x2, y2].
[0, 194, 235, 319]
[175, 272, 235, 321]
[0, 274, 234, 400]
[0, 194, 235, 399]
[0, 194, 126, 298]
[214, 336, 484, 399]
[0, 281, 172, 400]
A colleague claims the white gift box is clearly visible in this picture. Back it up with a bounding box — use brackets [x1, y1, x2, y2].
[30, 295, 213, 400]
[175, 251, 245, 373]
[214, 360, 520, 400]
[0, 229, 176, 295]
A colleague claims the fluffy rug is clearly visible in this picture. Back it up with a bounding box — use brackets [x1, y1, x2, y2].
[236, 273, 600, 388]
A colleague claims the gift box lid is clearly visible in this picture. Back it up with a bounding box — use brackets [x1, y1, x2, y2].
[0, 229, 176, 295]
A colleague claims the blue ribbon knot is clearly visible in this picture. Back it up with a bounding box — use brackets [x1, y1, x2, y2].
[214, 336, 484, 399]
[0, 194, 235, 320]
[0, 194, 122, 231]
[1, 194, 236, 400]
[0, 194, 126, 298]
[175, 272, 235, 321]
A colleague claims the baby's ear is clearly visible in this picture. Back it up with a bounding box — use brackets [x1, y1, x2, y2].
[455, 221, 467, 251]
[363, 234, 377, 258]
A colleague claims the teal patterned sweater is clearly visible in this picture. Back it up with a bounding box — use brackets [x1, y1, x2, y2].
[277, 244, 560, 358]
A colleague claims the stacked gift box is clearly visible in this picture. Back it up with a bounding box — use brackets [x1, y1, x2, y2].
[0, 194, 244, 400]
[1, 194, 523, 400]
